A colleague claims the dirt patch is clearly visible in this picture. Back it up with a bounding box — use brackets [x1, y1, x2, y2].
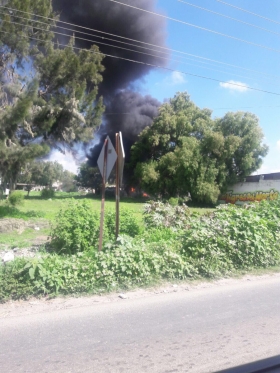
[0, 218, 49, 234]
[32, 235, 49, 245]
[0, 219, 27, 234]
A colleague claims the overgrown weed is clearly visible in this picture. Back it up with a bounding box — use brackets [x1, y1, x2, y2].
[1, 197, 280, 302]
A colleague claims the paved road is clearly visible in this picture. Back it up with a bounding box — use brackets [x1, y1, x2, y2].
[1, 276, 280, 373]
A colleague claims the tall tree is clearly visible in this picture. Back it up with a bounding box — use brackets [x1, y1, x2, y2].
[0, 0, 105, 190]
[214, 112, 269, 186]
[130, 92, 268, 203]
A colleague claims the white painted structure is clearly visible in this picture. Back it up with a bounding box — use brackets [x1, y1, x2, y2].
[219, 174, 280, 204]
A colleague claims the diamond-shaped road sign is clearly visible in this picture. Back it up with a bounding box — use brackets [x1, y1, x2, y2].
[97, 136, 117, 182]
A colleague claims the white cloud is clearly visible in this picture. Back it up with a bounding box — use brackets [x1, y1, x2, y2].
[277, 140, 280, 150]
[157, 71, 187, 86]
[219, 80, 248, 92]
[170, 71, 186, 85]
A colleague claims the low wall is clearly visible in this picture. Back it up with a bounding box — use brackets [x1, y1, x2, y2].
[219, 179, 280, 204]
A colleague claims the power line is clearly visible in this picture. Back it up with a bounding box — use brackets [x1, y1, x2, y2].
[109, 0, 280, 54]
[3, 14, 279, 84]
[215, 0, 280, 26]
[178, 0, 280, 36]
[1, 29, 280, 97]
[3, 15, 280, 87]
[212, 105, 280, 110]
[1, 5, 280, 81]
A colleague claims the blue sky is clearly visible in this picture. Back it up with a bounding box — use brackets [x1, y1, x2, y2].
[56, 0, 280, 174]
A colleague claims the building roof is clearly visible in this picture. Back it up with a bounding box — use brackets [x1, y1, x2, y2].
[246, 172, 280, 182]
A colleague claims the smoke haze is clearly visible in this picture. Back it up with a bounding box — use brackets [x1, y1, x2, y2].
[53, 0, 168, 164]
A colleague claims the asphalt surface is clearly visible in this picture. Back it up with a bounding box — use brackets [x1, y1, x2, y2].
[1, 276, 280, 373]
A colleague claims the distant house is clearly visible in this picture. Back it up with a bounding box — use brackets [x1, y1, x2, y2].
[52, 181, 62, 191]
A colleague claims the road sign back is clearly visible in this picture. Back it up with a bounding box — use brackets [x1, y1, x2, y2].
[97, 136, 117, 182]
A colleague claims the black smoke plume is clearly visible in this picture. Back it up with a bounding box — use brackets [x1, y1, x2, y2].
[53, 0, 167, 164]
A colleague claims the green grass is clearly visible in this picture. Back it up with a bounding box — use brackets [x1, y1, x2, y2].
[0, 227, 50, 250]
[0, 191, 215, 250]
[19, 192, 214, 220]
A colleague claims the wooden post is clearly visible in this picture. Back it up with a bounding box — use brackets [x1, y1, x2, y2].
[98, 138, 108, 251]
[115, 133, 120, 239]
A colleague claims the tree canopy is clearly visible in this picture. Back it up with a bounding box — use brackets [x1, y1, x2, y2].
[130, 92, 268, 203]
[0, 0, 105, 189]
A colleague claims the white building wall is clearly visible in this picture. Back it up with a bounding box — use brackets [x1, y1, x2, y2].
[219, 180, 280, 204]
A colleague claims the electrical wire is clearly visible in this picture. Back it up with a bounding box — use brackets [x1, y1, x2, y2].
[215, 0, 280, 26]
[0, 29, 280, 96]
[212, 105, 280, 110]
[108, 0, 280, 54]
[1, 4, 280, 81]
[3, 15, 280, 87]
[178, 0, 280, 36]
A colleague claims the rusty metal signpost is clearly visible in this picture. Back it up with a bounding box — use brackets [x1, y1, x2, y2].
[115, 132, 125, 239]
[97, 136, 117, 251]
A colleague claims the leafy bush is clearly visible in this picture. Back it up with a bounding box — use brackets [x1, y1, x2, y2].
[0, 236, 196, 301]
[41, 188, 55, 199]
[0, 258, 34, 302]
[113, 209, 142, 237]
[50, 199, 100, 254]
[168, 197, 179, 206]
[141, 227, 178, 243]
[248, 197, 280, 237]
[181, 203, 280, 276]
[50, 200, 142, 254]
[8, 191, 25, 207]
[144, 201, 191, 230]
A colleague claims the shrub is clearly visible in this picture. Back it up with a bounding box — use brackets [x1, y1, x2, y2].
[41, 188, 55, 199]
[50, 200, 142, 254]
[141, 227, 178, 243]
[0, 258, 34, 302]
[168, 197, 179, 206]
[248, 197, 280, 237]
[0, 236, 196, 301]
[181, 203, 280, 277]
[115, 209, 142, 237]
[144, 201, 191, 230]
[8, 191, 25, 207]
[50, 199, 101, 254]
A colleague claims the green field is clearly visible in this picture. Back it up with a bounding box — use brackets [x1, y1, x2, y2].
[0, 192, 214, 250]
